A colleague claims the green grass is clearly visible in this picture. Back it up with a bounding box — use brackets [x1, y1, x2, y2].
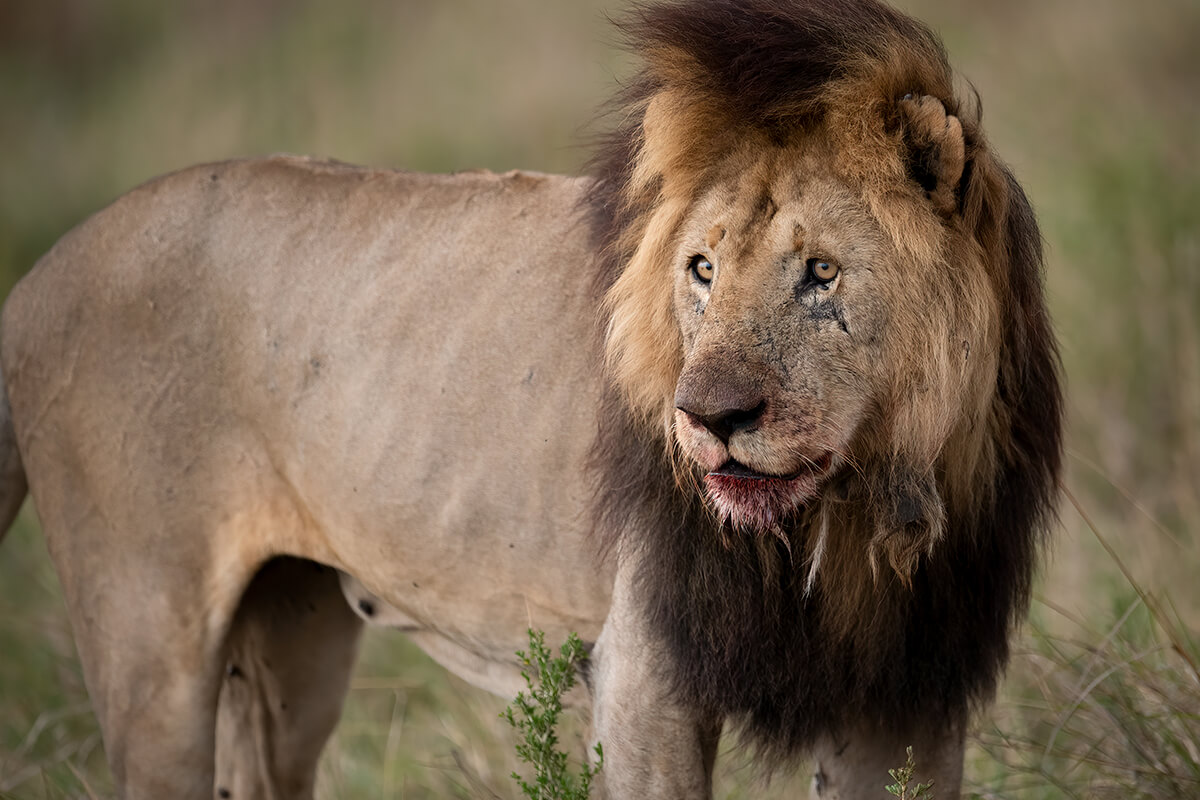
[971, 604, 1200, 798]
[965, 492, 1200, 799]
[2, 0, 1198, 797]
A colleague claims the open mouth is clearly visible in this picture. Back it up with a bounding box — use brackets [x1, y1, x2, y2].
[708, 453, 833, 482]
[701, 453, 835, 532]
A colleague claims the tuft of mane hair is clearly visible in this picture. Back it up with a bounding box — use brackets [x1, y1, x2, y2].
[587, 0, 1063, 762]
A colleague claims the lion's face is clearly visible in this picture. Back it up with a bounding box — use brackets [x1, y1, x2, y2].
[668, 151, 895, 532]
[604, 88, 1006, 547]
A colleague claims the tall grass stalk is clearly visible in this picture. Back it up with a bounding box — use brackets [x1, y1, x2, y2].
[971, 491, 1200, 799]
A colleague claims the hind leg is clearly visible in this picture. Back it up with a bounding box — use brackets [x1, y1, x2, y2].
[37, 522, 234, 799]
[215, 558, 363, 800]
[24, 445, 333, 797]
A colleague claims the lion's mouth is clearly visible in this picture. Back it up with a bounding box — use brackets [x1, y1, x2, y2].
[702, 453, 834, 532]
[708, 453, 833, 482]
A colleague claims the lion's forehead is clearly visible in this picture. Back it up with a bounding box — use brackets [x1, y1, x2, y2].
[683, 168, 891, 274]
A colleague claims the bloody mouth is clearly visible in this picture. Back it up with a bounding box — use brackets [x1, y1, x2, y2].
[702, 453, 834, 532]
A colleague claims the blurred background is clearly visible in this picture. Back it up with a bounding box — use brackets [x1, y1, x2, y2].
[0, 0, 1197, 797]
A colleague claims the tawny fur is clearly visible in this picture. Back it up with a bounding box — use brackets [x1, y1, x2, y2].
[0, 1, 1060, 797]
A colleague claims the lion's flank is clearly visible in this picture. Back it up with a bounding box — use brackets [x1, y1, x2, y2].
[588, 0, 1063, 762]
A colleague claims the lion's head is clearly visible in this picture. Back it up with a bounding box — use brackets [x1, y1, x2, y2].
[594, 0, 1056, 580]
[589, 0, 1062, 752]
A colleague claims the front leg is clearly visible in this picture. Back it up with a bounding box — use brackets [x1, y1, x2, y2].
[590, 562, 723, 799]
[810, 717, 964, 799]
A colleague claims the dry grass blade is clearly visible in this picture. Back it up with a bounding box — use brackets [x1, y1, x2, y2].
[971, 488, 1200, 798]
[450, 748, 505, 800]
[65, 762, 101, 800]
[1063, 485, 1200, 683]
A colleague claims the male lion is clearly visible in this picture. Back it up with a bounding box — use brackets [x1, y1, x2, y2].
[0, 0, 1061, 797]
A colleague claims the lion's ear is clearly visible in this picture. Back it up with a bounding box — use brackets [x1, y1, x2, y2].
[897, 93, 965, 217]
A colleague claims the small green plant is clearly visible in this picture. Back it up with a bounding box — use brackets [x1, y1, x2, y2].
[886, 746, 934, 799]
[502, 629, 602, 800]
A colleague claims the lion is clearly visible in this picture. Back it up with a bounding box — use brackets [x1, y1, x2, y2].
[0, 0, 1061, 797]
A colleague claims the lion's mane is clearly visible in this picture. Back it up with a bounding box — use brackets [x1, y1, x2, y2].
[587, 0, 1063, 757]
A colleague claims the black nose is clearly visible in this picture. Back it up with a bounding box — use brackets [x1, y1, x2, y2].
[677, 399, 766, 444]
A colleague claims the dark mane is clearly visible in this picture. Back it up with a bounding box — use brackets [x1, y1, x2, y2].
[587, 0, 1063, 760]
[587, 0, 952, 297]
[623, 0, 941, 127]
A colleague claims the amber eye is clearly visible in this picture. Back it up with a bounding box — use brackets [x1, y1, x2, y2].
[689, 254, 714, 284]
[807, 258, 839, 284]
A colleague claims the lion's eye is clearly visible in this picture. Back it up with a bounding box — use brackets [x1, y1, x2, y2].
[689, 254, 714, 284]
[807, 258, 839, 284]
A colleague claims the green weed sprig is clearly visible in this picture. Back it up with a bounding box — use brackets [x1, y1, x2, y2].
[886, 746, 934, 799]
[502, 629, 602, 800]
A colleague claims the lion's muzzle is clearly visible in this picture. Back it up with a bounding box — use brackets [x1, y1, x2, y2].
[673, 362, 840, 533]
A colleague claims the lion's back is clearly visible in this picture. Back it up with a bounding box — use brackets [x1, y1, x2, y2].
[0, 157, 610, 610]
[2, 155, 601, 419]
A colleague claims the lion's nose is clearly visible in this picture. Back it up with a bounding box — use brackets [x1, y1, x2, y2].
[675, 354, 770, 444]
[676, 395, 766, 445]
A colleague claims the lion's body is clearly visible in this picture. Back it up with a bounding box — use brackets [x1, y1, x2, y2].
[0, 1, 1061, 798]
[0, 160, 613, 795]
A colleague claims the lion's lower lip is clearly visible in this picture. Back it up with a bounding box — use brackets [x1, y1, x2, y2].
[701, 453, 834, 530]
[708, 453, 833, 482]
